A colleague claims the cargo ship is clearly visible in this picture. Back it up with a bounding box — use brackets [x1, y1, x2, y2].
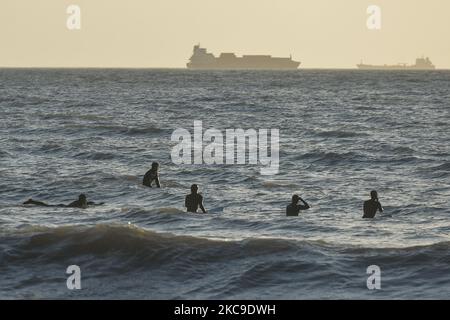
[357, 57, 435, 70]
[187, 45, 300, 70]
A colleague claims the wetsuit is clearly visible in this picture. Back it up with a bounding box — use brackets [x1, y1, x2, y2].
[363, 199, 383, 218]
[143, 169, 160, 188]
[286, 199, 310, 216]
[185, 193, 205, 213]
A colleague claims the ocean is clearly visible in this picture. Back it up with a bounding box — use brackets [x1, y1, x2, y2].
[0, 69, 449, 299]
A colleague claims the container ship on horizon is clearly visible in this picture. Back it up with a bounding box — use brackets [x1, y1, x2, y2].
[357, 57, 436, 70]
[187, 45, 301, 70]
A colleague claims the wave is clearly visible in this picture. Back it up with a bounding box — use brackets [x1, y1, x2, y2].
[93, 124, 165, 136]
[315, 130, 366, 139]
[41, 113, 111, 121]
[122, 207, 185, 219]
[74, 151, 117, 161]
[2, 224, 450, 298]
[0, 150, 11, 158]
[417, 162, 450, 178]
[297, 149, 422, 166]
[429, 162, 450, 172]
[161, 180, 189, 188]
[125, 126, 166, 136]
[3, 224, 450, 266]
[297, 150, 363, 164]
[262, 181, 299, 188]
[40, 142, 64, 152]
[115, 174, 140, 182]
[381, 145, 416, 155]
[61, 123, 166, 136]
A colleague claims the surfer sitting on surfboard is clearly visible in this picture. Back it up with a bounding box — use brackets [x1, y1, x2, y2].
[185, 184, 207, 213]
[23, 194, 103, 209]
[363, 190, 383, 218]
[143, 162, 161, 188]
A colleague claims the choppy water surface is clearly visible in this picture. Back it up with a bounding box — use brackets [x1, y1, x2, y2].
[0, 69, 449, 299]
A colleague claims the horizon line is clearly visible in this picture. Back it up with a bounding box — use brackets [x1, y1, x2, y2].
[1, 66, 449, 71]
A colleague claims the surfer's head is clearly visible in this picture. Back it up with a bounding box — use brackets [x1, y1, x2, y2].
[151, 162, 159, 170]
[370, 190, 378, 200]
[292, 194, 300, 204]
[191, 184, 199, 194]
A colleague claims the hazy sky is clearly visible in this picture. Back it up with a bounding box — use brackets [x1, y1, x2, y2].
[1, 0, 449, 68]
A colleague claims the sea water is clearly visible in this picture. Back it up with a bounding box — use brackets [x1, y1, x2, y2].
[0, 69, 449, 299]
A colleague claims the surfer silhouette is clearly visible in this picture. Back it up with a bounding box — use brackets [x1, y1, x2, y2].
[143, 162, 161, 188]
[363, 190, 383, 218]
[23, 194, 103, 209]
[185, 184, 207, 213]
[286, 194, 310, 216]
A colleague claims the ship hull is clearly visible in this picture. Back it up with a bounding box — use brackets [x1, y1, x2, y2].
[357, 64, 435, 70]
[187, 61, 301, 70]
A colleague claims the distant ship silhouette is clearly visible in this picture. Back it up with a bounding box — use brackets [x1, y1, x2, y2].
[187, 45, 301, 70]
[357, 57, 435, 70]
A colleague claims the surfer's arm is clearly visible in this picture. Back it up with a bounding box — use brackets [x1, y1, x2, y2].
[377, 202, 383, 213]
[299, 198, 310, 210]
[199, 196, 207, 213]
[155, 176, 161, 188]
